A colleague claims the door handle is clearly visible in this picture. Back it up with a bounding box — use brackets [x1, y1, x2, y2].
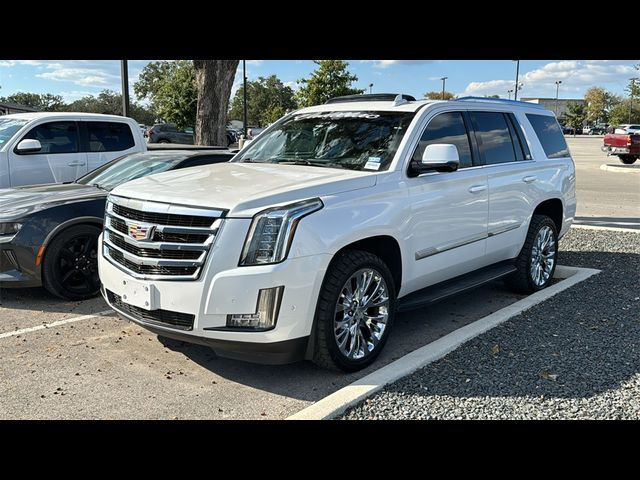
[523, 175, 537, 183]
[67, 162, 86, 167]
[468, 184, 487, 193]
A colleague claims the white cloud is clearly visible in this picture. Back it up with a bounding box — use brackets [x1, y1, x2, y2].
[246, 60, 263, 66]
[58, 90, 96, 101]
[367, 60, 434, 69]
[36, 66, 118, 87]
[460, 60, 640, 98]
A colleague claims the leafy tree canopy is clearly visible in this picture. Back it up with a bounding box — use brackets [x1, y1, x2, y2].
[295, 60, 364, 107]
[228, 75, 297, 127]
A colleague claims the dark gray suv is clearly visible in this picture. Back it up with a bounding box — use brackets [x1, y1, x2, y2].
[148, 124, 237, 146]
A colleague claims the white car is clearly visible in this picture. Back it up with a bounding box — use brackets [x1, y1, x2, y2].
[98, 94, 576, 372]
[0, 112, 146, 188]
[615, 124, 640, 135]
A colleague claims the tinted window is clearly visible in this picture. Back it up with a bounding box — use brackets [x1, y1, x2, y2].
[470, 112, 516, 165]
[507, 113, 532, 160]
[23, 121, 78, 154]
[412, 112, 473, 168]
[86, 122, 134, 152]
[526, 114, 570, 159]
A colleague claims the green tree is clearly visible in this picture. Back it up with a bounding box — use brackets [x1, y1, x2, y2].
[67, 90, 156, 125]
[424, 91, 455, 100]
[563, 102, 587, 130]
[609, 99, 640, 125]
[193, 60, 239, 146]
[228, 75, 297, 127]
[0, 92, 65, 111]
[295, 60, 364, 107]
[584, 87, 618, 124]
[134, 60, 197, 129]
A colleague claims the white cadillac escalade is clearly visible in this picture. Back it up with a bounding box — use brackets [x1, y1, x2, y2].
[98, 94, 576, 372]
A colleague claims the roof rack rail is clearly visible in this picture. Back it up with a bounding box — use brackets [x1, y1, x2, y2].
[454, 96, 546, 109]
[325, 93, 416, 104]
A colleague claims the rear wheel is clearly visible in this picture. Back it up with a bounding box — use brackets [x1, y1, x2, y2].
[619, 155, 637, 165]
[313, 250, 396, 372]
[158, 139, 170, 144]
[42, 225, 101, 300]
[505, 215, 558, 294]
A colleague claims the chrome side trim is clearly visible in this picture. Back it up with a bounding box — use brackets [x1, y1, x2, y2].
[415, 233, 486, 261]
[488, 222, 522, 237]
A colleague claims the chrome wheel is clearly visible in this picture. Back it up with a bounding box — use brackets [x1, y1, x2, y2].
[530, 225, 556, 287]
[333, 268, 390, 360]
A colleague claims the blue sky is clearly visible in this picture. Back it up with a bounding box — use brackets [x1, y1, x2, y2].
[0, 60, 638, 103]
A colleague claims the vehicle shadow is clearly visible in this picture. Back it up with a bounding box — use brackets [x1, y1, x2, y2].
[379, 249, 640, 404]
[0, 286, 108, 315]
[157, 280, 533, 403]
[574, 216, 640, 230]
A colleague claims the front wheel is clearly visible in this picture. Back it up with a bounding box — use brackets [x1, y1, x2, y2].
[42, 225, 101, 300]
[619, 155, 637, 165]
[312, 250, 396, 372]
[506, 215, 558, 294]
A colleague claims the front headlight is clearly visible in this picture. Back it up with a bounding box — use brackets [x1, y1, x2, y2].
[0, 222, 22, 236]
[239, 198, 323, 266]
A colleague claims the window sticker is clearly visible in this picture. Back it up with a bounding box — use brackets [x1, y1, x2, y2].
[364, 157, 382, 170]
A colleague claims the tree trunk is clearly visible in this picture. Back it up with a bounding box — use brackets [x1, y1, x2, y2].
[194, 60, 239, 146]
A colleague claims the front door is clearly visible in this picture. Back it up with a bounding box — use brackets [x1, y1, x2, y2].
[403, 111, 489, 295]
[8, 120, 87, 187]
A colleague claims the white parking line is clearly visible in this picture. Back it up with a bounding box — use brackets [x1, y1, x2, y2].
[0, 309, 114, 340]
[287, 265, 601, 420]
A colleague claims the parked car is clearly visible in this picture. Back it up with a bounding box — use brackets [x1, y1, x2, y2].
[603, 132, 640, 164]
[139, 124, 148, 138]
[0, 149, 234, 300]
[148, 123, 237, 146]
[561, 125, 582, 135]
[99, 94, 576, 372]
[0, 113, 146, 189]
[584, 124, 608, 135]
[614, 124, 640, 135]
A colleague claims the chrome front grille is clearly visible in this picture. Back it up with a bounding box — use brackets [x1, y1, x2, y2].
[102, 195, 226, 280]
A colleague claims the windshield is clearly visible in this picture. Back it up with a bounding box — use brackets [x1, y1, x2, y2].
[235, 111, 415, 171]
[0, 119, 28, 147]
[77, 152, 189, 190]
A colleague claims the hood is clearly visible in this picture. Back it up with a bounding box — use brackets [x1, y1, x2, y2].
[110, 163, 377, 216]
[0, 183, 104, 221]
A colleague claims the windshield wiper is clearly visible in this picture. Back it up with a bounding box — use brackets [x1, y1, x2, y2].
[90, 183, 109, 192]
[274, 159, 349, 169]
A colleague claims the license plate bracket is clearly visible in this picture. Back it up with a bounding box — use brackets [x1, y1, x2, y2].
[121, 278, 155, 310]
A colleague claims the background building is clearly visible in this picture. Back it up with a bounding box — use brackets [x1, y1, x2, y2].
[521, 97, 585, 120]
[0, 102, 38, 115]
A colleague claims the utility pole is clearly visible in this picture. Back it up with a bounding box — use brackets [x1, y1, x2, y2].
[440, 77, 448, 100]
[243, 60, 248, 138]
[369, 83, 373, 94]
[507, 89, 513, 100]
[555, 80, 562, 117]
[120, 60, 130, 117]
[513, 60, 520, 101]
[629, 78, 637, 124]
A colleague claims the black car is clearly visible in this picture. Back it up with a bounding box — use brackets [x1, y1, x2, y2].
[0, 149, 234, 300]
[148, 124, 237, 147]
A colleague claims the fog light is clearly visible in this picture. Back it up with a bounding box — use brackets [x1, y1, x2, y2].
[227, 286, 284, 330]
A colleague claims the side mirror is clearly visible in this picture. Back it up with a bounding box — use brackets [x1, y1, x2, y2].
[15, 139, 42, 154]
[419, 144, 459, 173]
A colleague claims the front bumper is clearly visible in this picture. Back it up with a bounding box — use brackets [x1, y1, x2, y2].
[0, 240, 40, 288]
[98, 234, 331, 364]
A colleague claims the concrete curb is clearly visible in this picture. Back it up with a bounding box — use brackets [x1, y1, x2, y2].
[600, 163, 640, 173]
[572, 225, 639, 233]
[287, 265, 601, 420]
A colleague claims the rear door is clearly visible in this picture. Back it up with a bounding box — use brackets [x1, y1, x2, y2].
[8, 120, 87, 186]
[82, 121, 137, 173]
[469, 111, 540, 264]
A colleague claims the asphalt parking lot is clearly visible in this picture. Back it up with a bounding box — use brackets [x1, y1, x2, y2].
[1, 136, 638, 419]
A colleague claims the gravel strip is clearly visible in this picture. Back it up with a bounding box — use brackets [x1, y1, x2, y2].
[342, 228, 640, 419]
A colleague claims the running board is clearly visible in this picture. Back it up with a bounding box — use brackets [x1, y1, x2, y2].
[397, 262, 517, 312]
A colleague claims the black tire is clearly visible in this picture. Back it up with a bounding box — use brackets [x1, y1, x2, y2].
[505, 215, 558, 294]
[619, 155, 637, 165]
[158, 139, 170, 144]
[42, 224, 102, 301]
[312, 250, 396, 372]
